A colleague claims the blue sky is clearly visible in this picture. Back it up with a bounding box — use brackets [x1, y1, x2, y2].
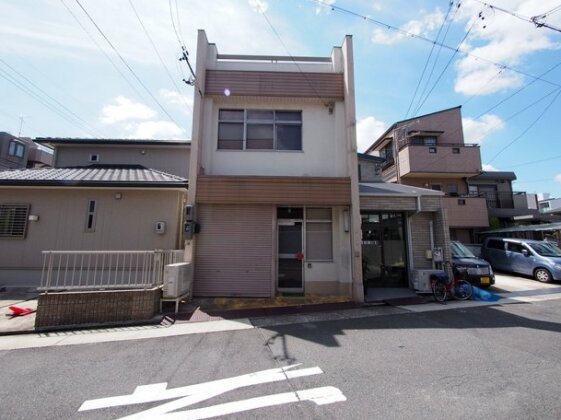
[1, 0, 561, 197]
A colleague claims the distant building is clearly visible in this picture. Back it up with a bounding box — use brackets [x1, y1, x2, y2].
[0, 132, 53, 170]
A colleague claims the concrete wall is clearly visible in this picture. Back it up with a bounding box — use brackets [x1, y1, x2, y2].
[0, 188, 184, 286]
[55, 145, 190, 178]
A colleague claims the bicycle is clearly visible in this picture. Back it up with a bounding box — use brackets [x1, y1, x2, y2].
[430, 262, 473, 303]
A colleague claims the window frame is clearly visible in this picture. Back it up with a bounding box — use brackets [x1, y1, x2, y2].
[85, 200, 97, 232]
[0, 204, 30, 239]
[8, 141, 25, 158]
[305, 207, 333, 262]
[217, 109, 302, 151]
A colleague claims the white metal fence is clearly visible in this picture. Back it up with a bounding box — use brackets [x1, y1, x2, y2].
[40, 250, 185, 291]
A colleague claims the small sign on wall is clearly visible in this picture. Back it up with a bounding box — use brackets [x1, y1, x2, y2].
[432, 247, 443, 262]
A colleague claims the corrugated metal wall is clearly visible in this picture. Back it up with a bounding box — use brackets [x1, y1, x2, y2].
[193, 204, 274, 297]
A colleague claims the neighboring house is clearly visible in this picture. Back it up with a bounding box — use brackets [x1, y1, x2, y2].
[185, 30, 452, 302]
[0, 132, 53, 170]
[34, 138, 190, 178]
[0, 139, 190, 287]
[538, 197, 561, 216]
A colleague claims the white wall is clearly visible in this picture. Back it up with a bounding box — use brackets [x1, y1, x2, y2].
[201, 99, 349, 177]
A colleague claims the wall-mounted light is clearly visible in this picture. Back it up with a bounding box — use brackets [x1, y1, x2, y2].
[28, 214, 39, 222]
[114, 193, 122, 200]
[343, 208, 350, 232]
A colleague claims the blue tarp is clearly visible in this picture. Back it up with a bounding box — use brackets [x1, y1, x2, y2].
[472, 286, 501, 302]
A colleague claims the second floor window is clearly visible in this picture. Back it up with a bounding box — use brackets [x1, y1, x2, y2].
[8, 141, 25, 158]
[218, 109, 302, 151]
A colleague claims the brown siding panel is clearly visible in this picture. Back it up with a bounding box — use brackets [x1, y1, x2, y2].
[197, 176, 351, 205]
[193, 204, 274, 297]
[360, 196, 417, 211]
[206, 70, 344, 99]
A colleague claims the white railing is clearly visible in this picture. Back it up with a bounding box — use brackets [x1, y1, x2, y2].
[40, 249, 185, 291]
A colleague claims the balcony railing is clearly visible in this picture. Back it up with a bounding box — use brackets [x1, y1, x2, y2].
[398, 139, 479, 151]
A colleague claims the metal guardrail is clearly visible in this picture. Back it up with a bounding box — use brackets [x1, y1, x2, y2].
[39, 249, 185, 291]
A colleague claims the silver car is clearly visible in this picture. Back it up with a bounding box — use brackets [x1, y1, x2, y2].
[481, 237, 561, 282]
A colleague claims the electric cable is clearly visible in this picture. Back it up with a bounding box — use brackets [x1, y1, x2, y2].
[128, 0, 193, 115]
[404, 1, 455, 118]
[308, 0, 561, 89]
[73, 0, 180, 126]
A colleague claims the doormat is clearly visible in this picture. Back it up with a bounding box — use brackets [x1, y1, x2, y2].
[383, 296, 429, 306]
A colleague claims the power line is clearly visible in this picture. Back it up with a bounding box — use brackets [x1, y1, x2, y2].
[470, 0, 561, 33]
[309, 0, 561, 89]
[487, 88, 561, 163]
[411, 1, 462, 117]
[128, 0, 193, 114]
[413, 7, 480, 115]
[59, 0, 147, 103]
[0, 67, 98, 137]
[257, 5, 330, 106]
[404, 1, 455, 118]
[0, 58, 105, 137]
[73, 0, 180, 126]
[510, 153, 561, 168]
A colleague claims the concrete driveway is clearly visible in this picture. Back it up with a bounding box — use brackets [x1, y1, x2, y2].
[491, 272, 561, 294]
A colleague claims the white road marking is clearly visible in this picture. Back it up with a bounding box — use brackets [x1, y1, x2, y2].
[123, 386, 346, 420]
[79, 364, 339, 418]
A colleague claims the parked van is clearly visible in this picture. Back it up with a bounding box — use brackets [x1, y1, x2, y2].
[451, 241, 494, 288]
[481, 237, 561, 282]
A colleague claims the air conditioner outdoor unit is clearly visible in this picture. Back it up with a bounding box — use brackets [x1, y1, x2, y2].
[413, 269, 443, 293]
[163, 262, 193, 299]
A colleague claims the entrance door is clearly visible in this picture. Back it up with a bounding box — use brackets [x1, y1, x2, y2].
[277, 220, 304, 292]
[361, 212, 408, 288]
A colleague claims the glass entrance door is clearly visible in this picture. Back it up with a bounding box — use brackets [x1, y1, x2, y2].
[361, 212, 408, 288]
[277, 208, 304, 292]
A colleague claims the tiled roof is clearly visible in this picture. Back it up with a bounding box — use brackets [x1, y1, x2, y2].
[0, 165, 187, 188]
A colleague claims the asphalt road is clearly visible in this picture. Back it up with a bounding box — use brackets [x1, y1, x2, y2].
[1, 277, 561, 419]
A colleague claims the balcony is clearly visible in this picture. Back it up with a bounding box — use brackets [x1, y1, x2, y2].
[396, 141, 481, 178]
[443, 196, 489, 228]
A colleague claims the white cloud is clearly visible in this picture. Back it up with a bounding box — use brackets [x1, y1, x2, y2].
[356, 116, 386, 152]
[315, 0, 336, 15]
[462, 114, 504, 144]
[371, 9, 445, 45]
[248, 0, 268, 13]
[159, 89, 193, 116]
[482, 163, 500, 171]
[100, 96, 156, 125]
[127, 120, 185, 139]
[555, 174, 561, 184]
[454, 0, 561, 95]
